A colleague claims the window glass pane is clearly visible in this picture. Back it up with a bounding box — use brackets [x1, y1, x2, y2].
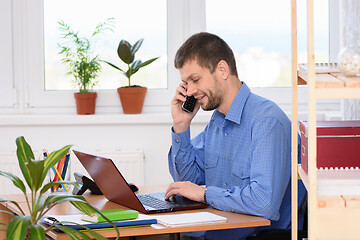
[44, 0, 167, 91]
[206, 0, 329, 87]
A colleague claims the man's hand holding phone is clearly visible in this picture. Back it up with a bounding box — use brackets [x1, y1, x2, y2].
[182, 95, 197, 113]
[171, 83, 200, 133]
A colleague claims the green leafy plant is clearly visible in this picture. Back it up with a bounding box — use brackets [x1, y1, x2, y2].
[58, 18, 114, 93]
[104, 39, 159, 87]
[0, 136, 119, 240]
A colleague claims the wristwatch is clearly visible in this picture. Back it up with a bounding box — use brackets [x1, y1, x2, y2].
[203, 187, 207, 203]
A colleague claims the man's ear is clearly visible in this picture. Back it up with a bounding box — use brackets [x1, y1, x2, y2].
[217, 60, 230, 80]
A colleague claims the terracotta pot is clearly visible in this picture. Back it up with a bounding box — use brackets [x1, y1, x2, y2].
[117, 87, 147, 114]
[74, 92, 97, 115]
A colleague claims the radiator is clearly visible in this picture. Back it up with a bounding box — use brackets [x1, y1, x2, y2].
[0, 150, 144, 195]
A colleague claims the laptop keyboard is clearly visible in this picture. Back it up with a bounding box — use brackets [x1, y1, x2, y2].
[137, 194, 180, 209]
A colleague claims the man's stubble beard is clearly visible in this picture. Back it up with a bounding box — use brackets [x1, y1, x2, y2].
[201, 76, 223, 111]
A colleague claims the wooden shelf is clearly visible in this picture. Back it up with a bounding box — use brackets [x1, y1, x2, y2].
[298, 69, 360, 87]
[297, 70, 360, 99]
[291, 1, 360, 239]
[298, 164, 360, 196]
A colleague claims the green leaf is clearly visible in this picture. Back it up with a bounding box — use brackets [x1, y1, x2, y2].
[55, 226, 80, 240]
[133, 57, 159, 73]
[71, 201, 96, 216]
[43, 195, 88, 209]
[16, 136, 34, 189]
[71, 202, 119, 239]
[103, 61, 126, 73]
[85, 227, 111, 240]
[117, 40, 134, 64]
[0, 199, 25, 215]
[26, 159, 45, 192]
[130, 60, 142, 70]
[0, 171, 26, 194]
[42, 145, 72, 185]
[75, 231, 93, 240]
[6, 215, 31, 240]
[0, 209, 15, 217]
[29, 224, 46, 240]
[131, 39, 143, 55]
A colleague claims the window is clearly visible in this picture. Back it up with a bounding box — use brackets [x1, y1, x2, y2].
[2, 0, 339, 114]
[206, 0, 330, 88]
[21, 0, 180, 113]
[44, 0, 167, 91]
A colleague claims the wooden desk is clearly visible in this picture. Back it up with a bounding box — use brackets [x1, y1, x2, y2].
[0, 185, 270, 239]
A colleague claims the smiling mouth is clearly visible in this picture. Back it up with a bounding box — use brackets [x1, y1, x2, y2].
[196, 95, 205, 103]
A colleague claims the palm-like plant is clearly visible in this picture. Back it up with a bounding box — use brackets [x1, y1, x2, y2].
[0, 136, 119, 240]
[58, 18, 114, 93]
[104, 39, 159, 87]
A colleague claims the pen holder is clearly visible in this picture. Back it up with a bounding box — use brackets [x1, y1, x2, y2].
[46, 153, 71, 193]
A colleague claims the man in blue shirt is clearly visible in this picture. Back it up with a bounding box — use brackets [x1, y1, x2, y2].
[165, 32, 306, 240]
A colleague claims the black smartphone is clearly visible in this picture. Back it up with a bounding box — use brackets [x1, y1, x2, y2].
[182, 95, 197, 113]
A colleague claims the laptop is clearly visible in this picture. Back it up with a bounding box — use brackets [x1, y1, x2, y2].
[73, 150, 208, 214]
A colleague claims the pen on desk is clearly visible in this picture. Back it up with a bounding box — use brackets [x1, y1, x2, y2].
[52, 166, 69, 192]
[57, 155, 66, 190]
[54, 156, 62, 184]
[61, 153, 70, 181]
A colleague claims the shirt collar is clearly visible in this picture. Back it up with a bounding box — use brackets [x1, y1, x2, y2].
[210, 82, 251, 126]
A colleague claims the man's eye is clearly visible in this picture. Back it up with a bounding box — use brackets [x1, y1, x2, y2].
[192, 79, 199, 82]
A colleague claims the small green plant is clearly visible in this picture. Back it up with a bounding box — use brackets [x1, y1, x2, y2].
[104, 39, 159, 87]
[0, 136, 119, 240]
[58, 18, 114, 93]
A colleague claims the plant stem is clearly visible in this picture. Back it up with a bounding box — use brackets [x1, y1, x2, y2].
[128, 64, 131, 87]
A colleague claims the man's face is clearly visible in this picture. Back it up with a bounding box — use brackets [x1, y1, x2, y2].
[179, 60, 223, 111]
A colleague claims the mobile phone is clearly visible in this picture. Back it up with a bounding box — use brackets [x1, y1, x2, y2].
[182, 95, 197, 113]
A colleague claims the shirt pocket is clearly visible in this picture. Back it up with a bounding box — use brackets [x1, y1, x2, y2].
[231, 160, 250, 187]
[204, 152, 219, 185]
[204, 154, 219, 169]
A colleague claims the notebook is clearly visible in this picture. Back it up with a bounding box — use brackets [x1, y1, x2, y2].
[73, 150, 208, 214]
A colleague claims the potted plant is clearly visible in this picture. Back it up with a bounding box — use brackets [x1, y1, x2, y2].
[0, 136, 119, 239]
[58, 19, 113, 115]
[104, 39, 159, 114]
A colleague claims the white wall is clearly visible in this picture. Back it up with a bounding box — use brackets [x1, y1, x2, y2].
[0, 113, 211, 191]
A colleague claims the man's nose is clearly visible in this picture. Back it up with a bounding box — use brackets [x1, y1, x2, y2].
[186, 84, 197, 96]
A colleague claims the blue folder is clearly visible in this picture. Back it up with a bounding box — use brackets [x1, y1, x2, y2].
[41, 216, 157, 231]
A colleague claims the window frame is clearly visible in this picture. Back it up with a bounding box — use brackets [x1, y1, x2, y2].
[6, 0, 340, 114]
[0, 0, 15, 110]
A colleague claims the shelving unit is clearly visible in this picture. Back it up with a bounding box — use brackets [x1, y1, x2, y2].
[291, 1, 360, 239]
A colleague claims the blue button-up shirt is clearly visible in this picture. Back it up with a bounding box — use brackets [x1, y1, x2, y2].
[169, 82, 306, 239]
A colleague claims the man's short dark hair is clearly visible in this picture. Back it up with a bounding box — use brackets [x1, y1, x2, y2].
[174, 32, 238, 77]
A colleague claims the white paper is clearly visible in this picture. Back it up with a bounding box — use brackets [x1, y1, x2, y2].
[154, 212, 227, 227]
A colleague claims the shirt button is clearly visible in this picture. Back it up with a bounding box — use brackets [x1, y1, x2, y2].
[225, 132, 228, 136]
[205, 163, 208, 167]
[175, 139, 179, 143]
[224, 156, 228, 160]
[175, 161, 178, 164]
[224, 182, 227, 186]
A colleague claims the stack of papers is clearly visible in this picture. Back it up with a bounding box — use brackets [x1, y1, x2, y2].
[155, 212, 227, 227]
[41, 213, 157, 230]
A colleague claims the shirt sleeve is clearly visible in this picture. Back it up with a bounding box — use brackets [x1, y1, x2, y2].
[205, 118, 291, 221]
[168, 127, 206, 185]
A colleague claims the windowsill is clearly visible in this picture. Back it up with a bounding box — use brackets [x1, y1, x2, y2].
[0, 111, 213, 126]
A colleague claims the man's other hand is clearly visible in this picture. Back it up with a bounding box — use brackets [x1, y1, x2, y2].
[165, 181, 205, 203]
